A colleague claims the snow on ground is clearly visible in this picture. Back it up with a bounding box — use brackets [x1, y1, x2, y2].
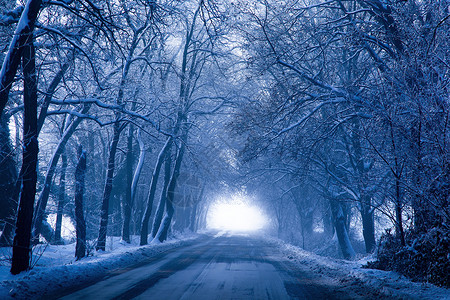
[264, 236, 450, 300]
[0, 232, 448, 299]
[0, 232, 200, 299]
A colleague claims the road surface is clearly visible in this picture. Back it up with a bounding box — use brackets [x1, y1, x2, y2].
[54, 233, 355, 299]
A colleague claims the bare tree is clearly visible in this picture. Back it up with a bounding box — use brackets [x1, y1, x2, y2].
[10, 39, 39, 275]
[74, 145, 87, 260]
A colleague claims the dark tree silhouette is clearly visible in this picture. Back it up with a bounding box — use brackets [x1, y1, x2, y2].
[54, 151, 67, 244]
[75, 145, 87, 260]
[10, 40, 39, 275]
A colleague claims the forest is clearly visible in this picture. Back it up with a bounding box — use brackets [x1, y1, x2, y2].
[0, 0, 449, 290]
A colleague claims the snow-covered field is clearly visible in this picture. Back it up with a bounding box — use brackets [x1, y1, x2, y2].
[265, 236, 450, 300]
[0, 233, 200, 299]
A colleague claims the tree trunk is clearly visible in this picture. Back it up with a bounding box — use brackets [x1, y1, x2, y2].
[388, 119, 405, 246]
[37, 59, 72, 135]
[189, 203, 197, 232]
[131, 129, 145, 204]
[96, 123, 121, 251]
[330, 199, 356, 260]
[0, 115, 18, 246]
[0, 0, 42, 118]
[410, 108, 430, 233]
[97, 20, 142, 249]
[32, 105, 90, 244]
[123, 128, 145, 241]
[189, 186, 204, 232]
[154, 132, 187, 243]
[323, 202, 334, 238]
[395, 174, 405, 246]
[11, 40, 39, 275]
[296, 204, 313, 238]
[40, 219, 54, 243]
[351, 118, 376, 253]
[140, 138, 171, 245]
[151, 152, 172, 238]
[75, 145, 87, 260]
[54, 151, 67, 244]
[122, 125, 134, 243]
[361, 195, 376, 253]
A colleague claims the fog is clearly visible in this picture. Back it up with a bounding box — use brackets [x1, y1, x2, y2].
[0, 0, 448, 296]
[206, 195, 268, 232]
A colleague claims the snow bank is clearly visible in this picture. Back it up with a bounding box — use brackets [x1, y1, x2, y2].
[0, 233, 200, 299]
[265, 236, 450, 300]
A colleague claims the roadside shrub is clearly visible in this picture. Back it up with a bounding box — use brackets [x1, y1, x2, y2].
[366, 227, 450, 288]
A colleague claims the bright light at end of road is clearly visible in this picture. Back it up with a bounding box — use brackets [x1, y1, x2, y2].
[207, 199, 267, 232]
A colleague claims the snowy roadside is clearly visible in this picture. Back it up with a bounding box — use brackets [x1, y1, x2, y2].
[0, 233, 202, 299]
[264, 236, 450, 300]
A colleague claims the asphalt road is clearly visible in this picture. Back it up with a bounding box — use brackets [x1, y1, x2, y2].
[57, 233, 351, 299]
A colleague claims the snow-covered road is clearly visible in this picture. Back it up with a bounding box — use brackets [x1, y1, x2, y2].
[57, 233, 344, 299]
[1, 232, 449, 299]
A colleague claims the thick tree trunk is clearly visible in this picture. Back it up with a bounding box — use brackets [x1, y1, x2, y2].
[361, 195, 376, 253]
[40, 219, 54, 242]
[151, 152, 172, 238]
[96, 123, 121, 251]
[11, 41, 39, 275]
[0, 0, 42, 118]
[54, 151, 67, 244]
[140, 138, 171, 245]
[330, 199, 355, 260]
[0, 115, 18, 246]
[75, 145, 87, 260]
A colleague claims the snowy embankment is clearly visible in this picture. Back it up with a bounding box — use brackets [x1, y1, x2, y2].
[265, 236, 450, 300]
[0, 233, 201, 299]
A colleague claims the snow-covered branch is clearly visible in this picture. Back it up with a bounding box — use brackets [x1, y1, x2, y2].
[275, 99, 347, 137]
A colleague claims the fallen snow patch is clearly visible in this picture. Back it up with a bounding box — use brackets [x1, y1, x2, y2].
[0, 234, 201, 299]
[264, 236, 450, 300]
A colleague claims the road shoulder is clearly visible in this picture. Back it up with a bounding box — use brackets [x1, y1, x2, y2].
[263, 236, 450, 300]
[0, 234, 206, 299]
